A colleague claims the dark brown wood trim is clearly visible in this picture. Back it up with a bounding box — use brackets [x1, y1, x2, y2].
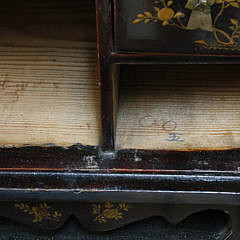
[1, 170, 240, 201]
[111, 52, 240, 64]
[96, 0, 115, 151]
[0, 146, 240, 172]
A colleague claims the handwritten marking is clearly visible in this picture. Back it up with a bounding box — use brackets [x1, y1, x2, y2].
[138, 116, 178, 133]
[139, 114, 157, 127]
[162, 120, 177, 132]
[0, 75, 62, 104]
[167, 133, 184, 142]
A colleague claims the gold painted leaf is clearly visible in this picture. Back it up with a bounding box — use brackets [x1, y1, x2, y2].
[230, 18, 238, 25]
[229, 26, 235, 30]
[144, 19, 151, 23]
[43, 202, 50, 209]
[162, 21, 169, 26]
[144, 11, 153, 17]
[194, 40, 208, 46]
[119, 203, 129, 211]
[154, 7, 160, 12]
[137, 14, 145, 18]
[230, 2, 239, 7]
[132, 19, 143, 24]
[105, 202, 114, 208]
[233, 35, 239, 39]
[33, 219, 38, 223]
[174, 12, 183, 18]
[167, 0, 173, 6]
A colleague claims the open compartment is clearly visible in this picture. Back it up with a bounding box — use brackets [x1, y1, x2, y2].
[115, 64, 240, 151]
[0, 0, 101, 148]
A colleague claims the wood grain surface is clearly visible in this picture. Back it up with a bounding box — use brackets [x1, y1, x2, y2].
[0, 0, 101, 147]
[116, 65, 240, 150]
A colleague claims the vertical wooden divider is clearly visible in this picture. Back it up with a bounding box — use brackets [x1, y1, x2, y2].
[96, 0, 116, 152]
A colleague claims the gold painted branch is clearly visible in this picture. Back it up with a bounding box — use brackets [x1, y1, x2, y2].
[15, 203, 62, 223]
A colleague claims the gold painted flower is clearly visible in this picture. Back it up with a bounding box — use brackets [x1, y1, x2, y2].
[92, 202, 130, 223]
[32, 204, 51, 223]
[154, 0, 175, 25]
[103, 208, 122, 219]
[157, 7, 174, 22]
[133, 0, 184, 28]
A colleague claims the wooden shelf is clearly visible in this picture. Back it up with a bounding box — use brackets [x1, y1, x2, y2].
[116, 64, 240, 150]
[0, 0, 101, 147]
